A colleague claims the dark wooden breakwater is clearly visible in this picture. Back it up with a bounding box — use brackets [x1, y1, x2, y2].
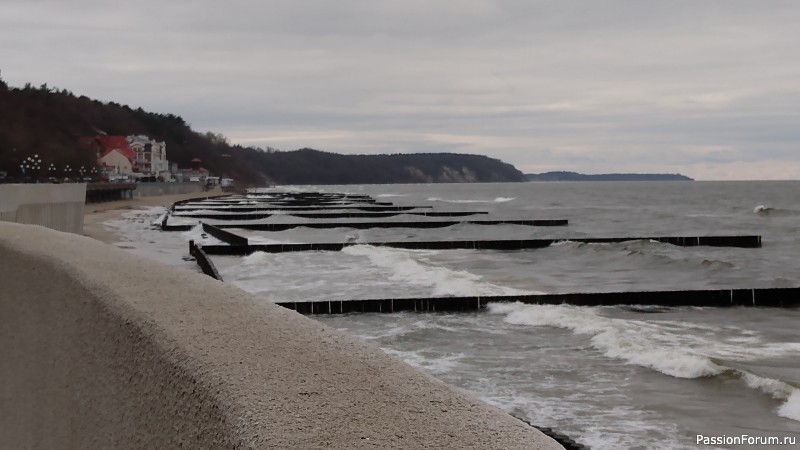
[215, 219, 569, 231]
[173, 205, 432, 212]
[188, 235, 798, 311]
[196, 234, 762, 255]
[174, 210, 490, 220]
[274, 288, 800, 314]
[171, 191, 797, 312]
[162, 219, 568, 232]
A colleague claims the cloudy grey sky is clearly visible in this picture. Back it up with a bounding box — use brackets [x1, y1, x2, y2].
[2, 0, 800, 180]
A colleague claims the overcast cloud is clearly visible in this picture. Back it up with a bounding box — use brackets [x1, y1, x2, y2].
[2, 0, 799, 180]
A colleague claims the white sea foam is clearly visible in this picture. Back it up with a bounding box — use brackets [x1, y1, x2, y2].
[342, 245, 535, 297]
[376, 194, 408, 198]
[778, 390, 800, 421]
[381, 348, 465, 375]
[173, 209, 236, 216]
[426, 197, 516, 204]
[488, 302, 800, 422]
[181, 224, 224, 245]
[489, 303, 725, 378]
[103, 206, 165, 232]
[166, 216, 199, 226]
[741, 372, 800, 421]
[153, 212, 168, 226]
[246, 236, 298, 245]
[754, 204, 773, 214]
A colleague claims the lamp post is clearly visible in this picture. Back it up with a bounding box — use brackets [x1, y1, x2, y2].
[79, 165, 86, 180]
[21, 154, 42, 182]
[64, 164, 72, 182]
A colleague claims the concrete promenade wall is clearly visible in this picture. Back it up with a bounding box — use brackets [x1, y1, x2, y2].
[0, 183, 86, 234]
[133, 182, 204, 198]
[0, 222, 560, 450]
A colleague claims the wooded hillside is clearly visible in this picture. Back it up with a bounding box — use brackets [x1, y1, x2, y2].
[0, 75, 525, 185]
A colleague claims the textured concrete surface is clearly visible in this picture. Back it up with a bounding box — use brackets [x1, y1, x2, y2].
[0, 183, 86, 233]
[0, 222, 562, 449]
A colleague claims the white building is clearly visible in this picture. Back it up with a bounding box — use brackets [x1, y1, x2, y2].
[127, 135, 168, 177]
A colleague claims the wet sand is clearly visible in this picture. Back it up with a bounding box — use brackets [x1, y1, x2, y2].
[83, 188, 222, 243]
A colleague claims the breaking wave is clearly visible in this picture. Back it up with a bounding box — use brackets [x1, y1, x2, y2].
[342, 245, 536, 297]
[488, 302, 800, 421]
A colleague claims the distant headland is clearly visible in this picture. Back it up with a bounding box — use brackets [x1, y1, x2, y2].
[525, 171, 693, 182]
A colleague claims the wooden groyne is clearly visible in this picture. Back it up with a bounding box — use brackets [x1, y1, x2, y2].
[515, 416, 591, 450]
[201, 223, 249, 246]
[160, 219, 568, 232]
[189, 240, 224, 281]
[174, 192, 795, 314]
[174, 210, 491, 220]
[213, 219, 569, 231]
[197, 234, 762, 256]
[173, 205, 432, 212]
[275, 287, 800, 314]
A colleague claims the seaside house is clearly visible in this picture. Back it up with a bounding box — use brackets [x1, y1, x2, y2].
[127, 135, 169, 178]
[81, 134, 171, 180]
[80, 135, 135, 176]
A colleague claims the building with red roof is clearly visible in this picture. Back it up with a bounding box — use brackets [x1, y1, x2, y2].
[81, 135, 136, 176]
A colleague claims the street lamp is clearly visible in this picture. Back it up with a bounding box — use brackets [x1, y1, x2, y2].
[22, 155, 42, 181]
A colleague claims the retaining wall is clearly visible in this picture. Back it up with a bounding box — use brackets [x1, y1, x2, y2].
[0, 183, 86, 234]
[132, 182, 205, 198]
[0, 222, 560, 450]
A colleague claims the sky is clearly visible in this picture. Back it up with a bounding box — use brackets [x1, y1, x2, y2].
[2, 1, 800, 180]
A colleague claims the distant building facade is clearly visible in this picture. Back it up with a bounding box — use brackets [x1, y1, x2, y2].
[99, 148, 134, 175]
[127, 135, 168, 177]
[81, 134, 170, 180]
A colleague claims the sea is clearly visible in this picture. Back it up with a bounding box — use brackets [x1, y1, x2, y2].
[105, 181, 800, 449]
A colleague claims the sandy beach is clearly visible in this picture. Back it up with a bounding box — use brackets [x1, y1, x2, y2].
[83, 188, 222, 244]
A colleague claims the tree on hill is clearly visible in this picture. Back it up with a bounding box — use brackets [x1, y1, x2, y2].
[0, 74, 526, 185]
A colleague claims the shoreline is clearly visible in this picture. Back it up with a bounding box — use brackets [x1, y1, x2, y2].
[83, 188, 222, 244]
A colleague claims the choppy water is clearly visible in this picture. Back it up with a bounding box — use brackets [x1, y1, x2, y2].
[109, 181, 800, 449]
